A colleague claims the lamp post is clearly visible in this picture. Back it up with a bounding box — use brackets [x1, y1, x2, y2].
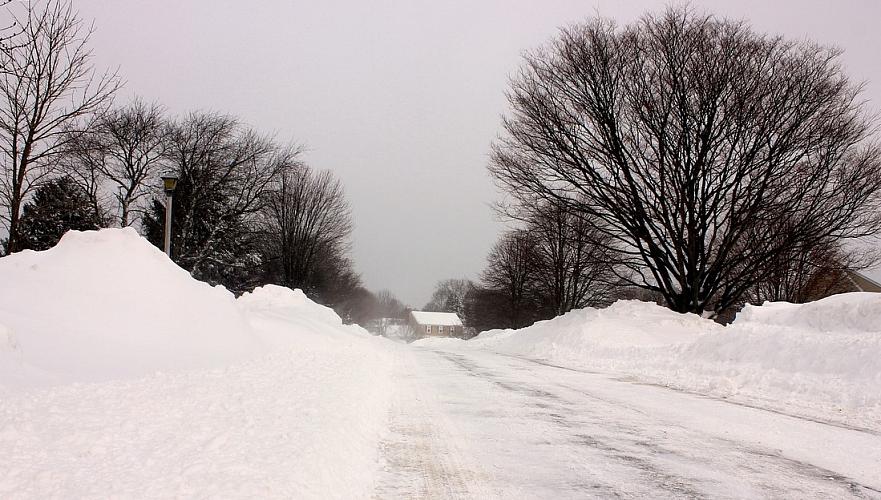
[160, 171, 179, 257]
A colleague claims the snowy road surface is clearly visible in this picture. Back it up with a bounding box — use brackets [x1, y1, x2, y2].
[6, 230, 881, 498]
[374, 345, 881, 499]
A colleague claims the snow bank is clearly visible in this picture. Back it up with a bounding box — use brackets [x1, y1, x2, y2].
[422, 296, 881, 430]
[239, 284, 344, 329]
[0, 229, 397, 498]
[0, 228, 262, 386]
[473, 300, 713, 348]
[421, 301, 719, 376]
[699, 294, 881, 418]
[735, 292, 881, 333]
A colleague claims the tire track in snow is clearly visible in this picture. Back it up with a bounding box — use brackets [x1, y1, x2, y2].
[436, 351, 708, 499]
[489, 353, 881, 497]
[429, 348, 880, 498]
[498, 352, 881, 437]
[373, 353, 479, 499]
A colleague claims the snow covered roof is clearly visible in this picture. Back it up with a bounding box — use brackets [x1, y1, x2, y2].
[410, 311, 462, 326]
[865, 267, 881, 282]
[848, 271, 881, 293]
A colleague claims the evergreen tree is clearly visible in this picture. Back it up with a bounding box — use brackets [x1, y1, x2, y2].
[11, 176, 107, 252]
[142, 176, 263, 294]
[142, 112, 297, 295]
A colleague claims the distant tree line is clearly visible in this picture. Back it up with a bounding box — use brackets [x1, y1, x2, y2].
[0, 0, 373, 320]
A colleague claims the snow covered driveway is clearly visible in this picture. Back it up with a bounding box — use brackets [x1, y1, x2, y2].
[375, 345, 881, 499]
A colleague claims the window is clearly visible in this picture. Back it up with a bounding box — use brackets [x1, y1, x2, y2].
[438, 325, 444, 334]
[426, 325, 431, 334]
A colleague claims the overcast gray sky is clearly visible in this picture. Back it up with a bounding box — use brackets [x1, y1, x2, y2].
[74, 0, 881, 306]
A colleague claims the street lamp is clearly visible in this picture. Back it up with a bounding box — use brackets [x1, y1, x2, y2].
[160, 171, 179, 257]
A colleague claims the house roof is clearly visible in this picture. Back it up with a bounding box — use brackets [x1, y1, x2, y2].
[848, 270, 881, 293]
[410, 311, 463, 326]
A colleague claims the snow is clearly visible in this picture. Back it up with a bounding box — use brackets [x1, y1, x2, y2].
[376, 346, 881, 497]
[410, 311, 462, 326]
[381, 322, 414, 343]
[419, 296, 881, 431]
[3, 227, 881, 496]
[0, 228, 261, 387]
[0, 229, 396, 498]
[239, 284, 344, 329]
[734, 291, 881, 332]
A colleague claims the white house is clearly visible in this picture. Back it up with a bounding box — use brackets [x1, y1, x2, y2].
[408, 311, 463, 338]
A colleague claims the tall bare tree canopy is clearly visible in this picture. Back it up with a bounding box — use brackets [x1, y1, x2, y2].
[140, 112, 300, 293]
[0, 0, 119, 253]
[63, 100, 166, 227]
[490, 7, 881, 315]
[164, 112, 293, 275]
[260, 166, 356, 303]
[527, 202, 618, 315]
[480, 230, 538, 328]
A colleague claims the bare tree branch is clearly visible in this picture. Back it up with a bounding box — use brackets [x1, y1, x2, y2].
[0, 0, 120, 253]
[489, 7, 881, 315]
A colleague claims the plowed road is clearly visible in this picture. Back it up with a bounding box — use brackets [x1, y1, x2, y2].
[374, 345, 881, 499]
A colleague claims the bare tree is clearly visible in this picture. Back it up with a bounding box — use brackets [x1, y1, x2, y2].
[357, 289, 408, 335]
[473, 204, 620, 330]
[375, 289, 407, 319]
[62, 100, 166, 227]
[423, 278, 474, 318]
[527, 202, 619, 315]
[260, 165, 355, 302]
[159, 112, 297, 278]
[480, 230, 540, 328]
[749, 236, 877, 304]
[490, 7, 881, 315]
[0, 0, 119, 253]
[56, 124, 106, 223]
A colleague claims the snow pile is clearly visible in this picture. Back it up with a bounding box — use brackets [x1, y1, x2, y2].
[421, 296, 881, 429]
[0, 228, 262, 387]
[379, 322, 413, 343]
[461, 301, 719, 375]
[692, 294, 881, 415]
[734, 292, 881, 333]
[0, 229, 397, 498]
[239, 284, 344, 329]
